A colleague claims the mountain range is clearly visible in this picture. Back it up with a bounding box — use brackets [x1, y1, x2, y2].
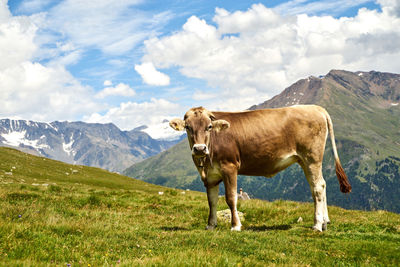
[124, 70, 400, 213]
[0, 119, 181, 172]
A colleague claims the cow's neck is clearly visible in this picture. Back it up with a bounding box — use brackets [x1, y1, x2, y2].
[195, 156, 213, 185]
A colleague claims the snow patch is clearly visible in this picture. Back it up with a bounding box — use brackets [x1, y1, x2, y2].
[141, 120, 184, 141]
[63, 134, 75, 156]
[1, 131, 49, 149]
[391, 103, 399, 106]
[47, 123, 58, 131]
[358, 73, 363, 76]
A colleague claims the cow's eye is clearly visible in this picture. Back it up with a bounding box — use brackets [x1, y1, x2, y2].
[207, 124, 213, 131]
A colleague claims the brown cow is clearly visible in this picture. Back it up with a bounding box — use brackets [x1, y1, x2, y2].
[169, 105, 351, 232]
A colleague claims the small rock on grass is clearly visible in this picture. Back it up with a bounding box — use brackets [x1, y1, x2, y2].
[217, 209, 245, 223]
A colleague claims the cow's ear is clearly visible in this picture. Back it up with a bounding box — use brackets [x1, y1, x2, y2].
[169, 118, 185, 131]
[212, 119, 230, 132]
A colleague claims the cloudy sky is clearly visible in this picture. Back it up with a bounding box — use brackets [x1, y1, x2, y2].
[1, 0, 400, 137]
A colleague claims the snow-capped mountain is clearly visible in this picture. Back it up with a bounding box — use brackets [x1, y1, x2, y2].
[136, 119, 185, 141]
[0, 119, 180, 172]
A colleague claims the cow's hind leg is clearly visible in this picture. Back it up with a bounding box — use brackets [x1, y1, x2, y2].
[322, 182, 330, 230]
[206, 184, 219, 230]
[302, 163, 329, 232]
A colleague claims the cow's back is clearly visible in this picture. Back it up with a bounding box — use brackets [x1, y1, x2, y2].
[210, 105, 328, 176]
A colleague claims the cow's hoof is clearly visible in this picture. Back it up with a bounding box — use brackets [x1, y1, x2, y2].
[312, 225, 323, 232]
[231, 225, 242, 231]
[206, 225, 217, 230]
[322, 222, 328, 231]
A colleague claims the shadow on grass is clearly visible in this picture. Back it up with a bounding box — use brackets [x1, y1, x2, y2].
[246, 224, 292, 231]
[160, 226, 190, 231]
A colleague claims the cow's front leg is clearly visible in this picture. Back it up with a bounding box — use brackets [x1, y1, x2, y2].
[222, 164, 241, 231]
[206, 184, 219, 230]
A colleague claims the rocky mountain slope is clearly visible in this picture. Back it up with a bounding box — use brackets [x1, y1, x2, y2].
[124, 70, 400, 213]
[0, 120, 180, 172]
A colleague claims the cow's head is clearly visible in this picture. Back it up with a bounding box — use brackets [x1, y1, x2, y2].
[169, 107, 230, 158]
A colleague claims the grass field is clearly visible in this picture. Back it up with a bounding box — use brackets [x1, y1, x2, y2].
[1, 147, 399, 266]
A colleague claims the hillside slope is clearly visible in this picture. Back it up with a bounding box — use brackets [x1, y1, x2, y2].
[124, 70, 400, 213]
[1, 147, 399, 266]
[124, 139, 201, 190]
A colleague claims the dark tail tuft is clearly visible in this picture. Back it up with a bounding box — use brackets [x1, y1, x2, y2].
[336, 161, 352, 193]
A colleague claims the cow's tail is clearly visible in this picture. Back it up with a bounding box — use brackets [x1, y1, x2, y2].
[325, 110, 352, 193]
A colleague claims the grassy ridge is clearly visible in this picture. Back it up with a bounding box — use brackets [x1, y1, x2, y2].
[1, 147, 400, 266]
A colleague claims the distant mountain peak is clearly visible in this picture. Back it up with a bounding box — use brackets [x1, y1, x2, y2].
[132, 125, 148, 131]
[0, 119, 180, 172]
[140, 120, 185, 141]
[250, 69, 400, 110]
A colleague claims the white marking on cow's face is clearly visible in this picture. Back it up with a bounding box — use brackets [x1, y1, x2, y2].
[184, 111, 213, 157]
[192, 144, 209, 157]
[181, 107, 231, 158]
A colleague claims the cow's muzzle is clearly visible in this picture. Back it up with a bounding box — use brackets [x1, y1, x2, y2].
[192, 144, 209, 157]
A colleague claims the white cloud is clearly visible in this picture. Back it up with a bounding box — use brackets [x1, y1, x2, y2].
[103, 80, 112, 86]
[273, 0, 374, 16]
[192, 90, 217, 101]
[15, 0, 53, 14]
[0, 62, 99, 122]
[378, 0, 400, 17]
[0, 13, 37, 70]
[84, 98, 184, 131]
[0, 0, 11, 22]
[140, 3, 400, 111]
[107, 59, 127, 68]
[46, 0, 173, 55]
[95, 83, 136, 99]
[135, 62, 170, 86]
[199, 87, 270, 112]
[0, 2, 99, 122]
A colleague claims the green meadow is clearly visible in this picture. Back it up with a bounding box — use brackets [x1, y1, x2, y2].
[1, 147, 399, 266]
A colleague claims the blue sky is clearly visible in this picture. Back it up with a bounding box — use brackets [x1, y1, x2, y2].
[1, 0, 399, 139]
